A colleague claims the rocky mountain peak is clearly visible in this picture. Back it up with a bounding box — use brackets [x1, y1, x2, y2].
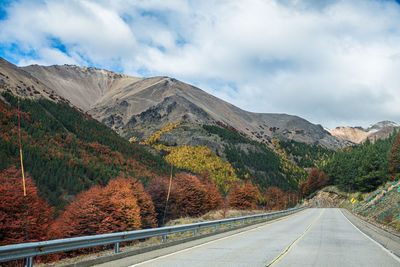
[329, 120, 400, 144]
[1, 57, 349, 149]
[366, 121, 400, 133]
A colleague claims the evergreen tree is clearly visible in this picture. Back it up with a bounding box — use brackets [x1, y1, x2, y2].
[389, 133, 400, 181]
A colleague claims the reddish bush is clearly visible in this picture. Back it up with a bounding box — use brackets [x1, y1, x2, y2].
[299, 168, 328, 197]
[50, 176, 155, 239]
[146, 176, 178, 224]
[174, 173, 223, 217]
[146, 172, 223, 224]
[117, 174, 157, 229]
[265, 186, 286, 210]
[0, 166, 54, 246]
[227, 181, 260, 210]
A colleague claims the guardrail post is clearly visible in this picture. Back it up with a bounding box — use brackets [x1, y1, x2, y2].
[194, 228, 198, 237]
[26, 256, 33, 267]
[241, 219, 245, 225]
[215, 225, 219, 231]
[162, 234, 167, 243]
[230, 222, 233, 228]
[114, 242, 120, 253]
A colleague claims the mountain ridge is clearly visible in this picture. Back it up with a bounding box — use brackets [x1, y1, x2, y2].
[328, 121, 400, 144]
[1, 57, 349, 149]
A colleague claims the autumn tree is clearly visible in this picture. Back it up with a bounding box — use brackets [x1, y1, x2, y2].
[174, 173, 223, 217]
[299, 168, 328, 197]
[198, 172, 224, 212]
[389, 133, 400, 181]
[49, 176, 154, 239]
[0, 166, 54, 246]
[146, 176, 178, 224]
[227, 181, 260, 210]
[265, 186, 286, 210]
[117, 174, 157, 228]
[146, 172, 223, 224]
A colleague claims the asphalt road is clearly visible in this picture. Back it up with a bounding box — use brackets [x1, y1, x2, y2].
[98, 209, 400, 267]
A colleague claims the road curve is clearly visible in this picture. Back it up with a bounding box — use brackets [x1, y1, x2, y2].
[100, 209, 400, 267]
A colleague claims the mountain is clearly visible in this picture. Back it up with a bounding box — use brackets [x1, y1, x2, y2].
[329, 121, 400, 144]
[21, 63, 141, 111]
[366, 121, 400, 133]
[0, 91, 171, 210]
[329, 127, 368, 144]
[17, 61, 347, 149]
[0, 57, 70, 104]
[0, 57, 338, 195]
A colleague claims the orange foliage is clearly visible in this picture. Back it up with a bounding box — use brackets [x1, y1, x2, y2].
[265, 186, 286, 210]
[174, 173, 223, 217]
[50, 176, 156, 239]
[146, 172, 223, 224]
[116, 174, 157, 229]
[299, 168, 327, 197]
[0, 166, 54, 245]
[227, 181, 260, 210]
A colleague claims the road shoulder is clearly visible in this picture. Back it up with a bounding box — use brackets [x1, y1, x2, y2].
[341, 209, 400, 258]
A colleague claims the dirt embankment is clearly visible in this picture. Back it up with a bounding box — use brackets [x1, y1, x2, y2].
[304, 188, 346, 208]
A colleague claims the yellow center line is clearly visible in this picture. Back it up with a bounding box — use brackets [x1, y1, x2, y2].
[266, 208, 325, 267]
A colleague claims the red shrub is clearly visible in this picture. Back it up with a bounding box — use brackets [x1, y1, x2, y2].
[227, 181, 260, 210]
[0, 166, 54, 246]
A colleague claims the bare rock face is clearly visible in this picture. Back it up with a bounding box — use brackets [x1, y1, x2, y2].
[22, 64, 142, 111]
[1, 57, 349, 149]
[0, 57, 68, 104]
[329, 126, 368, 144]
[305, 190, 346, 208]
[329, 121, 399, 144]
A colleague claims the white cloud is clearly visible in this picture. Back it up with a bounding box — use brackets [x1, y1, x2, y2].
[0, 0, 400, 128]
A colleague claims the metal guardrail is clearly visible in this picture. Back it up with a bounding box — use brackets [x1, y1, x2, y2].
[0, 206, 305, 265]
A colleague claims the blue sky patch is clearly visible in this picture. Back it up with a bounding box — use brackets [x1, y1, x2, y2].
[48, 36, 68, 54]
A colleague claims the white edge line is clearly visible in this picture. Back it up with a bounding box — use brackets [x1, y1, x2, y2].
[340, 209, 400, 263]
[129, 209, 308, 266]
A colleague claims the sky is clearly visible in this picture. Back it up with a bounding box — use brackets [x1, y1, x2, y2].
[0, 0, 400, 129]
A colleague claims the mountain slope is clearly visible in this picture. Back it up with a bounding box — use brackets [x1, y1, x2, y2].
[0, 58, 68, 103]
[19, 62, 347, 149]
[22, 64, 142, 111]
[0, 91, 171, 210]
[329, 121, 400, 144]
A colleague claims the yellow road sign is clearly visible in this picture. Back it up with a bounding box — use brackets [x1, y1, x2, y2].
[350, 198, 356, 204]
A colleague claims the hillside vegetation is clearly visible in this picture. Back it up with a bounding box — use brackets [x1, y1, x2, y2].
[152, 123, 324, 192]
[0, 92, 170, 210]
[0, 93, 304, 259]
[322, 132, 398, 193]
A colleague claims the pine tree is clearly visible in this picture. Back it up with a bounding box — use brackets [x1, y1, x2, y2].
[389, 133, 400, 181]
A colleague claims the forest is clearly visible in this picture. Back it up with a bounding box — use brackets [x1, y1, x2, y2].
[1, 91, 400, 262]
[323, 131, 399, 193]
[0, 92, 171, 210]
[0, 93, 294, 255]
[202, 124, 308, 191]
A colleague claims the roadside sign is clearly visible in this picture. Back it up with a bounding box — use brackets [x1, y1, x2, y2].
[350, 198, 356, 204]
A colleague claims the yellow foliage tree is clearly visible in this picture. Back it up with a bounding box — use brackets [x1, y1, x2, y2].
[164, 145, 239, 193]
[272, 139, 307, 184]
[145, 122, 180, 145]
